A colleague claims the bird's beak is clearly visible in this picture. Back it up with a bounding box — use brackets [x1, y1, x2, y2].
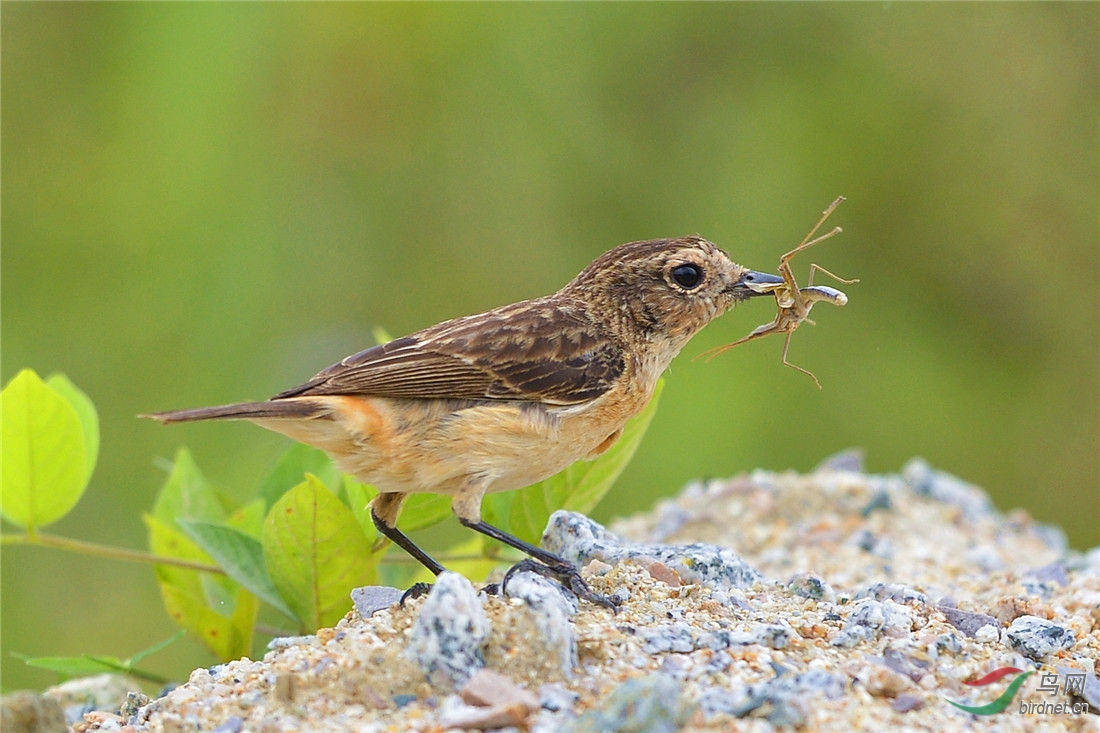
[731, 270, 786, 298]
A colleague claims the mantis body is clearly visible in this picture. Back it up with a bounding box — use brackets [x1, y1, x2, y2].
[703, 196, 858, 388]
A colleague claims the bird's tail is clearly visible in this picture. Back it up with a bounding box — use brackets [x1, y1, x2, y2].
[141, 399, 324, 424]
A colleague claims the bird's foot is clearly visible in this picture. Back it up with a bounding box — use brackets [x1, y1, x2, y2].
[398, 582, 434, 606]
[502, 558, 618, 611]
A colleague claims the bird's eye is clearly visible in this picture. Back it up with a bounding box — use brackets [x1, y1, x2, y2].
[671, 264, 703, 289]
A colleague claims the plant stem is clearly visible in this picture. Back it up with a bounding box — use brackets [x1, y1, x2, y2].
[2, 532, 225, 574]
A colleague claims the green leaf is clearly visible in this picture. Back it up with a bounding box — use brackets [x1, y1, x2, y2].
[342, 477, 378, 543]
[227, 499, 267, 539]
[1, 369, 89, 529]
[145, 513, 257, 660]
[179, 519, 295, 619]
[152, 447, 225, 525]
[20, 655, 130, 677]
[483, 379, 665, 544]
[263, 475, 376, 630]
[45, 373, 99, 486]
[257, 443, 340, 509]
[158, 581, 257, 661]
[145, 514, 216, 600]
[397, 493, 453, 532]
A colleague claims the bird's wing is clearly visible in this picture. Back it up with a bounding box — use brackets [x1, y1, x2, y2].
[272, 300, 624, 406]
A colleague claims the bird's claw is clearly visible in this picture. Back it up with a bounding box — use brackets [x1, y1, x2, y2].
[502, 558, 619, 611]
[398, 582, 434, 605]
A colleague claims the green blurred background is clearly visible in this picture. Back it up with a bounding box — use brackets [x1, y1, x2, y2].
[3, 3, 1097, 691]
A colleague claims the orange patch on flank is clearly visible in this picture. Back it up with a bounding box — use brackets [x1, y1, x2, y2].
[332, 396, 387, 437]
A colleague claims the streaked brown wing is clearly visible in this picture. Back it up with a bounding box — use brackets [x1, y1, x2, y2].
[272, 299, 624, 406]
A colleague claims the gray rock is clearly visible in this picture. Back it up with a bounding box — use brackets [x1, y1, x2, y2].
[861, 488, 893, 516]
[787, 573, 837, 603]
[1003, 615, 1075, 661]
[564, 673, 691, 733]
[832, 599, 913, 647]
[543, 511, 762, 590]
[815, 447, 865, 473]
[41, 673, 133, 719]
[406, 572, 490, 687]
[880, 648, 931, 682]
[701, 669, 845, 726]
[1026, 561, 1069, 587]
[351, 585, 404, 617]
[637, 623, 695, 654]
[1, 691, 67, 733]
[930, 632, 964, 657]
[503, 570, 578, 675]
[937, 605, 1000, 639]
[902, 458, 994, 521]
[697, 623, 793, 651]
[856, 582, 928, 606]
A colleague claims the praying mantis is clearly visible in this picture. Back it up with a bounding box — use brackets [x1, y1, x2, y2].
[704, 196, 858, 388]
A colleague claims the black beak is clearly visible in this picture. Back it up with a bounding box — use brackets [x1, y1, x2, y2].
[731, 270, 786, 298]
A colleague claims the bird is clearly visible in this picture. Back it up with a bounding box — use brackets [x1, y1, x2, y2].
[145, 237, 784, 606]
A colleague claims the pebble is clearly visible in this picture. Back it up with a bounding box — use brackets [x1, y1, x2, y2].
[901, 458, 993, 521]
[788, 572, 837, 602]
[349, 585, 404, 617]
[859, 662, 912, 697]
[936, 604, 1000, 638]
[0, 691, 67, 733]
[543, 511, 763, 590]
[405, 571, 490, 687]
[502, 569, 579, 675]
[816, 447, 865, 473]
[891, 693, 924, 712]
[831, 599, 913, 647]
[855, 582, 928, 606]
[1002, 615, 1075, 660]
[438, 693, 529, 731]
[460, 669, 539, 712]
[703, 669, 846, 726]
[41, 673, 132, 725]
[564, 673, 690, 733]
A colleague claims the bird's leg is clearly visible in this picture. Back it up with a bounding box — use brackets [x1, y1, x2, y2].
[370, 494, 446, 603]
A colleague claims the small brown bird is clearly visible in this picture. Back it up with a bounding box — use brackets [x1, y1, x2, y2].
[146, 237, 782, 605]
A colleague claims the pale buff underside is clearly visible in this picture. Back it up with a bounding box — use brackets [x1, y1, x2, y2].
[251, 348, 671, 523]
